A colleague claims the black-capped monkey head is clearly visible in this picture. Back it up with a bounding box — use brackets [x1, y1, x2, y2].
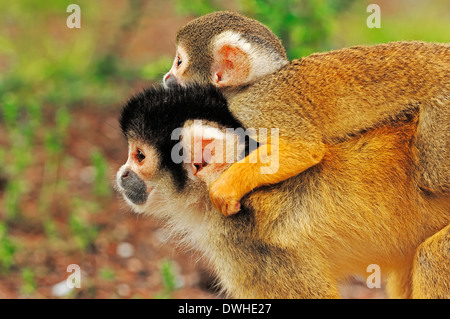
[163, 11, 288, 89]
[116, 85, 249, 217]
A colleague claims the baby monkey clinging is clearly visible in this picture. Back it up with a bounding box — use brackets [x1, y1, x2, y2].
[164, 11, 450, 216]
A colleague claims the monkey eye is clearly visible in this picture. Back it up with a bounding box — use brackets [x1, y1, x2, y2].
[135, 149, 146, 163]
[177, 57, 182, 67]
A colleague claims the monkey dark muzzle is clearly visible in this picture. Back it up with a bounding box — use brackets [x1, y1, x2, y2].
[120, 169, 148, 205]
[163, 72, 178, 88]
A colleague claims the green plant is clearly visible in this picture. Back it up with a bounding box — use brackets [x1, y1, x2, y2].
[69, 212, 98, 252]
[20, 267, 37, 295]
[99, 267, 116, 281]
[90, 150, 111, 197]
[2, 180, 27, 220]
[0, 95, 34, 220]
[43, 218, 59, 242]
[0, 223, 16, 273]
[154, 260, 177, 299]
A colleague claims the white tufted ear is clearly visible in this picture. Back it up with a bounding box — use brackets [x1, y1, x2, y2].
[211, 31, 288, 87]
[178, 120, 247, 179]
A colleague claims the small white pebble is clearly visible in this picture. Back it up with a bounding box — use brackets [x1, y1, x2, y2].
[117, 242, 134, 258]
[116, 283, 131, 297]
[51, 280, 74, 297]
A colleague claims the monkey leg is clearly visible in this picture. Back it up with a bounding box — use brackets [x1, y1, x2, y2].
[209, 138, 326, 216]
[415, 97, 450, 193]
[411, 223, 450, 298]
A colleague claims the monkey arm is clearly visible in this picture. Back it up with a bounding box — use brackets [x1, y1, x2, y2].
[209, 138, 326, 216]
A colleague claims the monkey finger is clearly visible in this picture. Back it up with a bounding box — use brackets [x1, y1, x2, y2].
[209, 190, 238, 216]
[225, 200, 241, 216]
[209, 178, 242, 216]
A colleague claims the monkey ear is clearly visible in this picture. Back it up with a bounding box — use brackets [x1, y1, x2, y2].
[212, 44, 251, 87]
[181, 121, 245, 178]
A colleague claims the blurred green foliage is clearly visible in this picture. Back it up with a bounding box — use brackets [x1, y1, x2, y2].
[331, 0, 450, 46]
[0, 1, 120, 276]
[240, 0, 355, 57]
[174, 0, 356, 58]
[154, 259, 177, 298]
[99, 267, 116, 281]
[174, 0, 450, 58]
[0, 222, 16, 273]
[20, 267, 38, 295]
[90, 150, 112, 198]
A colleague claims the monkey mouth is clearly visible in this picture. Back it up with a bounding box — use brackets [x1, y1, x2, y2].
[123, 189, 147, 206]
[124, 184, 156, 206]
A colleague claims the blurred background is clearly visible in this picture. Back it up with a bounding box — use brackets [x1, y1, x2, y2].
[0, 0, 448, 299]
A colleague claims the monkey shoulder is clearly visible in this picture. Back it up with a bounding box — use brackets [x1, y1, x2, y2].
[227, 40, 448, 140]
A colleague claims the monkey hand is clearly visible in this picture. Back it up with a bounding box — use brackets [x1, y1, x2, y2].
[209, 177, 242, 216]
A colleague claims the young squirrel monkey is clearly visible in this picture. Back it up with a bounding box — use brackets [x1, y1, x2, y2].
[164, 11, 450, 216]
[117, 85, 449, 298]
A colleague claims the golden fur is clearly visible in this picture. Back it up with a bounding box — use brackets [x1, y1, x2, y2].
[119, 111, 449, 298]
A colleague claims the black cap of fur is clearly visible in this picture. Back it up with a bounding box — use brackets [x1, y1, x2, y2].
[120, 85, 245, 191]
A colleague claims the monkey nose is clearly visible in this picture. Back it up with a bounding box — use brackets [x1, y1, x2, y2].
[163, 72, 177, 88]
[121, 169, 130, 181]
[163, 72, 171, 86]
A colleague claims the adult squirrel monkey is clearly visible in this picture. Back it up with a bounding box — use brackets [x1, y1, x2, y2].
[163, 11, 450, 216]
[117, 85, 449, 298]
